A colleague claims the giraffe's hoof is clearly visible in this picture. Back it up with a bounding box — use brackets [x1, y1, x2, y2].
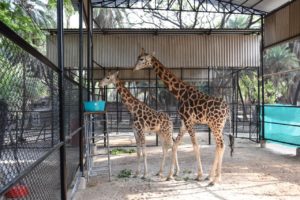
[207, 182, 215, 187]
[205, 176, 213, 182]
[166, 176, 174, 181]
[194, 176, 202, 182]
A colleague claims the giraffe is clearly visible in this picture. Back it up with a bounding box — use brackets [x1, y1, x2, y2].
[133, 49, 234, 185]
[99, 71, 178, 179]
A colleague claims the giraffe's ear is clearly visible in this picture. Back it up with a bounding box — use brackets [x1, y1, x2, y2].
[141, 48, 145, 54]
[115, 71, 119, 77]
[151, 51, 156, 56]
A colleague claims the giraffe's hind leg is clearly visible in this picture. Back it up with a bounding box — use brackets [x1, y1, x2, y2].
[156, 141, 168, 178]
[166, 128, 184, 181]
[207, 127, 225, 186]
[133, 129, 142, 177]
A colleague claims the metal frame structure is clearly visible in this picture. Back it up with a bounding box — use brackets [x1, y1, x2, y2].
[1, 0, 298, 199]
[91, 0, 266, 15]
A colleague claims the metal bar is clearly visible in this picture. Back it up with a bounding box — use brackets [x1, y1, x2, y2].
[260, 15, 265, 141]
[264, 33, 300, 49]
[262, 138, 300, 147]
[87, 0, 92, 101]
[208, 68, 211, 145]
[57, 0, 67, 199]
[231, 68, 235, 137]
[46, 28, 261, 35]
[91, 10, 95, 100]
[0, 142, 64, 195]
[264, 121, 300, 128]
[79, 0, 84, 175]
[263, 104, 300, 108]
[155, 73, 159, 146]
[91, 0, 265, 15]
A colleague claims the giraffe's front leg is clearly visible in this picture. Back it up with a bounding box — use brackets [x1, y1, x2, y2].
[167, 124, 185, 181]
[141, 142, 148, 179]
[133, 129, 141, 177]
[207, 129, 225, 186]
[156, 144, 168, 178]
[186, 123, 203, 181]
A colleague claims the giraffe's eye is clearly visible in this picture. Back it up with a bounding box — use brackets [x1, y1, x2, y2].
[139, 58, 143, 61]
[106, 76, 109, 79]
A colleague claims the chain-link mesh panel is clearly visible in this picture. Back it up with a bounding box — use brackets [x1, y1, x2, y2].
[64, 79, 80, 186]
[0, 34, 61, 196]
[1, 149, 61, 200]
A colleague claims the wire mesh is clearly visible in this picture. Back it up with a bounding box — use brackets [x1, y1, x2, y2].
[1, 150, 61, 200]
[0, 30, 82, 198]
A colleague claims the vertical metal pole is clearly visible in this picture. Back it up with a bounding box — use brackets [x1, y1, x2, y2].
[260, 15, 266, 144]
[257, 66, 260, 142]
[208, 68, 211, 145]
[91, 15, 94, 100]
[78, 0, 84, 174]
[155, 74, 159, 146]
[57, 0, 66, 199]
[50, 71, 54, 147]
[87, 0, 91, 101]
[235, 70, 239, 138]
[231, 68, 235, 137]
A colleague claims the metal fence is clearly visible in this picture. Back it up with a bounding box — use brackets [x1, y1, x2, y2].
[0, 19, 84, 199]
[68, 66, 259, 145]
[261, 37, 300, 146]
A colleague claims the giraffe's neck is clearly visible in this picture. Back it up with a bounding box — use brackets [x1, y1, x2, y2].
[152, 57, 193, 101]
[115, 80, 138, 112]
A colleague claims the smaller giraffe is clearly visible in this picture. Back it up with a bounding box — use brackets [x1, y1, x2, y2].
[99, 71, 178, 178]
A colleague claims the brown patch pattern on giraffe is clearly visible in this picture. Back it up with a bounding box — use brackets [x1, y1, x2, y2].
[99, 71, 178, 179]
[134, 50, 232, 185]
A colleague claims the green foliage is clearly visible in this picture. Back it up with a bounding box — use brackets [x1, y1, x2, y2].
[264, 44, 300, 103]
[118, 169, 132, 178]
[110, 148, 136, 155]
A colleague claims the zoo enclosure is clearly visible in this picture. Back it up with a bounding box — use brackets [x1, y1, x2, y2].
[47, 30, 262, 143]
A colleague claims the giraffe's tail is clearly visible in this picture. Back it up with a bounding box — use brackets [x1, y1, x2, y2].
[227, 109, 234, 157]
[228, 134, 234, 157]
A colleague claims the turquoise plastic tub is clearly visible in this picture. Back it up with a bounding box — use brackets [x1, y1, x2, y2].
[84, 101, 106, 112]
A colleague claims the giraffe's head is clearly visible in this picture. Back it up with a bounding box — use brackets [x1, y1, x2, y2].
[99, 71, 119, 88]
[133, 48, 154, 71]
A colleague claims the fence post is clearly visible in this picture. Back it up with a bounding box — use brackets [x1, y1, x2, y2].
[260, 15, 266, 148]
[78, 0, 84, 175]
[57, 0, 67, 199]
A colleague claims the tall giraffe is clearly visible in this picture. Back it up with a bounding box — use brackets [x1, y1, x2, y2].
[99, 71, 178, 178]
[134, 49, 234, 185]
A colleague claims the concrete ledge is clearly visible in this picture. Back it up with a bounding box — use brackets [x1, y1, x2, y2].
[260, 140, 266, 148]
[296, 148, 300, 157]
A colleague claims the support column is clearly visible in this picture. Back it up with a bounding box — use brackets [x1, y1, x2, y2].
[57, 0, 67, 199]
[78, 0, 84, 175]
[260, 15, 266, 148]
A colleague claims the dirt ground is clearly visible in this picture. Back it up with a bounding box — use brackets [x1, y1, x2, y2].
[74, 133, 300, 200]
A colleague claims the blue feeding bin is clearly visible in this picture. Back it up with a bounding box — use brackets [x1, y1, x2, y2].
[84, 101, 106, 112]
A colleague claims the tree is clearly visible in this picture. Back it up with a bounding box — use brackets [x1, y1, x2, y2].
[264, 45, 300, 104]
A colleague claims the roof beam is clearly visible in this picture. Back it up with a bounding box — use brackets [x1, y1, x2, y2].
[91, 0, 266, 15]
